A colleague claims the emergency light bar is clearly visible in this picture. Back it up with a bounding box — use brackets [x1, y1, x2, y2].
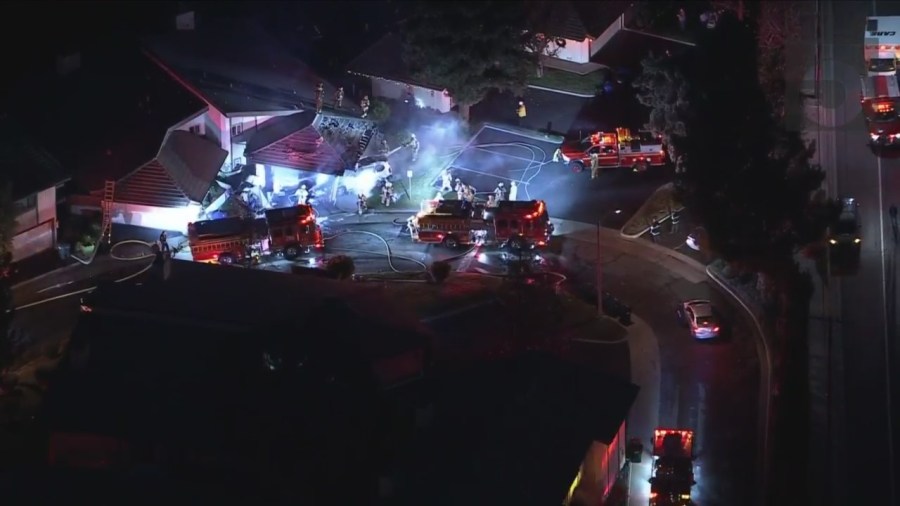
[874, 101, 895, 113]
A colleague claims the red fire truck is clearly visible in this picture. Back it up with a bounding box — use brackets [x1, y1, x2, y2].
[554, 128, 667, 173]
[649, 428, 695, 506]
[408, 200, 553, 250]
[860, 74, 900, 145]
[188, 204, 324, 265]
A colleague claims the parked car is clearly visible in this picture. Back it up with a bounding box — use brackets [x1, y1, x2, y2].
[676, 299, 721, 339]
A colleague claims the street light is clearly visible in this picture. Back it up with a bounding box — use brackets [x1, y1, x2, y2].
[597, 209, 623, 317]
[407, 170, 414, 200]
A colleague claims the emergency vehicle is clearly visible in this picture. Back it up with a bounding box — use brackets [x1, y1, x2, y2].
[860, 74, 900, 145]
[649, 428, 695, 505]
[408, 199, 553, 250]
[187, 204, 324, 265]
[554, 128, 667, 173]
[865, 17, 900, 75]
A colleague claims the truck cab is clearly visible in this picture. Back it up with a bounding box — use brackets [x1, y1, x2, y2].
[649, 429, 695, 506]
[263, 204, 324, 258]
[860, 75, 900, 145]
[555, 128, 666, 173]
[865, 17, 900, 76]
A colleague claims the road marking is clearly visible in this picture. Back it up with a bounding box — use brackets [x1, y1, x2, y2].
[876, 153, 897, 505]
[449, 163, 533, 184]
[35, 280, 74, 294]
[471, 145, 547, 166]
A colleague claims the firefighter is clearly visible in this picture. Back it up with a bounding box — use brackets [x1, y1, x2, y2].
[157, 231, 171, 254]
[381, 181, 394, 207]
[407, 134, 420, 162]
[440, 169, 453, 192]
[334, 86, 344, 109]
[670, 209, 681, 233]
[360, 95, 371, 118]
[465, 185, 476, 206]
[455, 179, 466, 200]
[590, 152, 600, 180]
[315, 82, 325, 114]
[675, 154, 686, 174]
[494, 182, 506, 201]
[649, 220, 661, 242]
[380, 138, 390, 154]
[404, 85, 414, 105]
[295, 184, 310, 205]
[486, 195, 498, 208]
[516, 100, 527, 126]
[509, 181, 518, 201]
[357, 193, 368, 215]
[590, 132, 601, 145]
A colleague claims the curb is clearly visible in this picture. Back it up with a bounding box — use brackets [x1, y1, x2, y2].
[480, 123, 565, 145]
[620, 204, 686, 239]
[608, 228, 706, 273]
[526, 84, 595, 99]
[11, 262, 84, 290]
[704, 264, 772, 500]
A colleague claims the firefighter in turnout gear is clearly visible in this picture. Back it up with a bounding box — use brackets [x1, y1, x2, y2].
[407, 134, 420, 162]
[516, 101, 527, 125]
[670, 208, 681, 233]
[357, 193, 368, 215]
[380, 138, 390, 154]
[590, 152, 600, 179]
[455, 179, 465, 200]
[464, 185, 476, 206]
[334, 86, 344, 109]
[295, 184, 310, 205]
[381, 181, 395, 207]
[157, 231, 171, 254]
[649, 220, 661, 242]
[441, 169, 454, 192]
[494, 182, 506, 201]
[509, 181, 518, 201]
[360, 95, 370, 118]
[486, 195, 498, 208]
[315, 82, 325, 114]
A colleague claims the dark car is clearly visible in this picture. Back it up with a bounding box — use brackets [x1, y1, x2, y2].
[829, 198, 862, 247]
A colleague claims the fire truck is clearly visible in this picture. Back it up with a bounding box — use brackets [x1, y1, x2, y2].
[865, 17, 900, 75]
[553, 128, 666, 173]
[649, 428, 695, 506]
[408, 200, 553, 250]
[860, 74, 900, 145]
[187, 204, 324, 265]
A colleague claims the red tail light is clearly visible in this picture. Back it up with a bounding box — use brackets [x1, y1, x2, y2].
[713, 326, 720, 332]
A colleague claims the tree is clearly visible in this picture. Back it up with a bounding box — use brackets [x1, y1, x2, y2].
[367, 99, 391, 123]
[521, 1, 564, 78]
[0, 184, 17, 263]
[325, 255, 355, 280]
[633, 53, 692, 153]
[402, 1, 534, 119]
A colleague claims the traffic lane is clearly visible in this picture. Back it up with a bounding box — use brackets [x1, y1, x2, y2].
[12, 258, 154, 309]
[8, 296, 81, 360]
[470, 88, 591, 135]
[564, 248, 760, 505]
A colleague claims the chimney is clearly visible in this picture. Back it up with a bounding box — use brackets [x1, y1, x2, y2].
[176, 11, 195, 31]
[56, 52, 82, 76]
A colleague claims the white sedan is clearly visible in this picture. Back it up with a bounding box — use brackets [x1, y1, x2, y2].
[676, 299, 721, 339]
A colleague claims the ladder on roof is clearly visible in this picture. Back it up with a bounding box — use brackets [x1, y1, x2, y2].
[101, 180, 115, 245]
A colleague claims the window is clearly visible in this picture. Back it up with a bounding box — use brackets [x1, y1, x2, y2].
[14, 194, 36, 215]
[189, 124, 202, 136]
[231, 122, 243, 136]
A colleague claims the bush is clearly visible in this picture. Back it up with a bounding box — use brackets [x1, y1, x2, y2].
[325, 255, 355, 280]
[429, 261, 451, 284]
[368, 100, 391, 123]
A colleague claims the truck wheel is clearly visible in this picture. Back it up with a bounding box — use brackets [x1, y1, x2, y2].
[218, 253, 234, 265]
[443, 235, 459, 248]
[570, 162, 584, 173]
[284, 245, 300, 259]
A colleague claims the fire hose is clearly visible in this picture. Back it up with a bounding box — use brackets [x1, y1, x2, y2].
[322, 230, 428, 273]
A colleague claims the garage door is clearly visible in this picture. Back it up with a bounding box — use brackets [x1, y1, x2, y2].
[12, 220, 54, 261]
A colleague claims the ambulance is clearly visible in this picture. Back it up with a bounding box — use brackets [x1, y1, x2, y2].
[865, 17, 900, 75]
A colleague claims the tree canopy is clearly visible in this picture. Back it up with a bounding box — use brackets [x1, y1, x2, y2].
[0, 184, 17, 265]
[402, 1, 534, 111]
[636, 12, 827, 277]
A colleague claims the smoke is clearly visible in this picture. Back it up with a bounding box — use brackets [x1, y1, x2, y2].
[342, 169, 382, 196]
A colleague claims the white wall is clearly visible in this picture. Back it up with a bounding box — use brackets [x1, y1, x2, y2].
[109, 202, 202, 233]
[371, 79, 454, 113]
[551, 37, 591, 64]
[11, 187, 58, 261]
[14, 187, 57, 234]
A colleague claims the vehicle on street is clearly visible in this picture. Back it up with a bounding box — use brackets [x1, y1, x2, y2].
[649, 428, 695, 506]
[828, 198, 862, 248]
[865, 16, 900, 75]
[188, 204, 324, 265]
[676, 299, 721, 339]
[685, 227, 707, 252]
[859, 75, 900, 145]
[553, 128, 666, 173]
[408, 200, 553, 250]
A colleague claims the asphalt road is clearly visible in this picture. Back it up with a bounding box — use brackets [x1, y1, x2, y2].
[818, 2, 900, 504]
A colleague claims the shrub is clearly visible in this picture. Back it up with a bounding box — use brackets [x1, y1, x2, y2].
[368, 100, 391, 123]
[325, 255, 356, 280]
[429, 261, 451, 284]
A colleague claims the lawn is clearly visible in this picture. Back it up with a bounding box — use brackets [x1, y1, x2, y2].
[528, 68, 607, 96]
[621, 183, 684, 236]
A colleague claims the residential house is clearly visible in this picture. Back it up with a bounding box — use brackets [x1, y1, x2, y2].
[346, 33, 454, 113]
[40, 260, 431, 504]
[387, 352, 638, 506]
[0, 119, 70, 262]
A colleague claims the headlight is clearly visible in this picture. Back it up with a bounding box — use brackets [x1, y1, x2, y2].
[854, 237, 861, 244]
[871, 133, 880, 140]
[829, 239, 837, 245]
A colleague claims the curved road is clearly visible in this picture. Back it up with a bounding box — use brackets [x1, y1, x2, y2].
[818, 1, 900, 504]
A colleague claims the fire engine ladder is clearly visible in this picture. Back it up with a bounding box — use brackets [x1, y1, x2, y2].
[358, 127, 377, 157]
[100, 180, 115, 245]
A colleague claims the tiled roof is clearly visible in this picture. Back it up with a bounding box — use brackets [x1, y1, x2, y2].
[346, 33, 443, 91]
[0, 117, 71, 200]
[246, 112, 376, 175]
[542, 1, 631, 40]
[143, 18, 352, 116]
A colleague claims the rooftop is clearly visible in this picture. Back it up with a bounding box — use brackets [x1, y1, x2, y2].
[591, 27, 695, 70]
[6, 44, 207, 195]
[143, 18, 353, 116]
[0, 117, 71, 200]
[543, 1, 630, 41]
[346, 33, 443, 91]
[393, 352, 638, 505]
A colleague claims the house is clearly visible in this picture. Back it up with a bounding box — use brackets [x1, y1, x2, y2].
[0, 119, 71, 262]
[40, 260, 432, 504]
[346, 33, 454, 113]
[142, 16, 359, 171]
[7, 43, 227, 234]
[388, 352, 638, 506]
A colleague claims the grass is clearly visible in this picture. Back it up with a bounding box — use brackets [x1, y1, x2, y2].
[528, 68, 606, 96]
[621, 183, 684, 236]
